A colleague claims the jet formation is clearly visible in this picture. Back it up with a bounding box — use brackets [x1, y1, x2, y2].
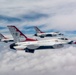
[0, 26, 76, 53]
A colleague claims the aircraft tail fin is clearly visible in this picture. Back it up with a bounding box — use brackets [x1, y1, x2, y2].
[34, 26, 44, 33]
[7, 26, 37, 42]
[0, 33, 7, 40]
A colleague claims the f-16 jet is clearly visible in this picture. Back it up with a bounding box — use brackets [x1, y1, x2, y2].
[7, 26, 73, 53]
[0, 33, 14, 43]
[34, 26, 63, 38]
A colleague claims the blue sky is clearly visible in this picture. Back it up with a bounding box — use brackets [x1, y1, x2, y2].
[0, 0, 76, 36]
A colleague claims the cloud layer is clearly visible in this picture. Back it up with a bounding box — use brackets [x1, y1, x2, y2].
[0, 43, 76, 75]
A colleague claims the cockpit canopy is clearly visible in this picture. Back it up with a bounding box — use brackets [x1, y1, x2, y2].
[58, 38, 68, 40]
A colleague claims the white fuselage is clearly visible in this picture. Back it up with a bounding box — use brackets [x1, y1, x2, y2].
[13, 38, 71, 50]
[36, 32, 63, 37]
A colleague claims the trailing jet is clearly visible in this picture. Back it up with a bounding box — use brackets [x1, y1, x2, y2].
[7, 26, 73, 53]
[34, 26, 63, 38]
[0, 33, 14, 43]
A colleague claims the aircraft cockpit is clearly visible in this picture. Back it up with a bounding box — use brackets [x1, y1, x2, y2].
[58, 37, 68, 40]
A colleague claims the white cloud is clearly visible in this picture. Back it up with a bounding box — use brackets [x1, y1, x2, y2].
[0, 43, 76, 75]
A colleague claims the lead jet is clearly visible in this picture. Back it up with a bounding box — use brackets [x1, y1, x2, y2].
[34, 26, 63, 38]
[7, 26, 73, 53]
[0, 33, 14, 43]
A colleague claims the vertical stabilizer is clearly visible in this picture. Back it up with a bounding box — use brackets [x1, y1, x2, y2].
[8, 26, 37, 42]
[0, 33, 7, 40]
[34, 26, 44, 33]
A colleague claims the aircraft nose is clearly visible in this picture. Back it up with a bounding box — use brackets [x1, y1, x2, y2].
[73, 41, 76, 44]
[10, 43, 16, 50]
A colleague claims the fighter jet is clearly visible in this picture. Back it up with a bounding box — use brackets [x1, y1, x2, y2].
[34, 26, 63, 38]
[7, 26, 73, 53]
[0, 33, 14, 43]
